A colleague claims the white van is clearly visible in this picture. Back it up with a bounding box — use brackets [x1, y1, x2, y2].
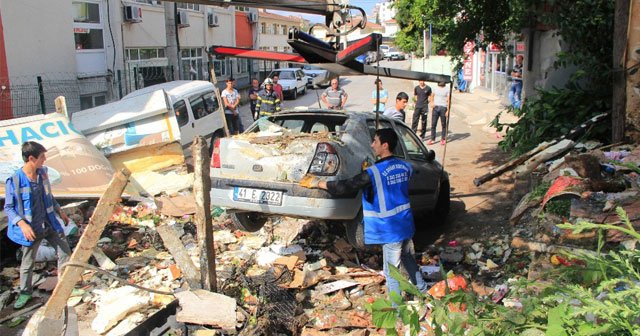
[73, 80, 226, 156]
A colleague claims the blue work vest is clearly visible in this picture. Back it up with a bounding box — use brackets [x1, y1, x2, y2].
[6, 167, 63, 246]
[362, 158, 414, 244]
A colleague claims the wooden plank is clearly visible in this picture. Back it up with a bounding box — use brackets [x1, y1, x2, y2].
[612, 0, 630, 141]
[156, 225, 201, 290]
[192, 136, 217, 291]
[23, 169, 130, 336]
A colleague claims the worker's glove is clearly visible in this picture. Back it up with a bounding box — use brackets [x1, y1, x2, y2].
[299, 174, 321, 189]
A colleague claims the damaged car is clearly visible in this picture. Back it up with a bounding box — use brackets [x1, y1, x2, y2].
[210, 109, 450, 248]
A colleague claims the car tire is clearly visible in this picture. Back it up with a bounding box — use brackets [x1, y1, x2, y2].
[292, 89, 298, 100]
[231, 212, 268, 232]
[344, 210, 366, 250]
[301, 87, 306, 95]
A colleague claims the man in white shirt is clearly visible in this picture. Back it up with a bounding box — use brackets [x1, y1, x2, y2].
[221, 78, 241, 135]
[427, 82, 450, 145]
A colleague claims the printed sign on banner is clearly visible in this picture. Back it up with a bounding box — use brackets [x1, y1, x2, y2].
[0, 113, 115, 198]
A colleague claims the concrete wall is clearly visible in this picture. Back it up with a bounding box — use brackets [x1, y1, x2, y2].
[411, 56, 455, 78]
[1, 0, 77, 77]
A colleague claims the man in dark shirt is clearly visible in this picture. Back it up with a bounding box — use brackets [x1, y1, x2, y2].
[412, 80, 432, 139]
[248, 78, 261, 120]
[299, 128, 427, 298]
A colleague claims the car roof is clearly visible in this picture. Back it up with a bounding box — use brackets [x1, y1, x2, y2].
[122, 80, 214, 101]
[270, 68, 303, 72]
[272, 108, 395, 122]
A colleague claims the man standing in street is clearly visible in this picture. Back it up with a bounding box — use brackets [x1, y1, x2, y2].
[272, 74, 284, 102]
[221, 78, 241, 135]
[509, 55, 524, 109]
[248, 78, 261, 120]
[299, 129, 428, 298]
[412, 80, 432, 139]
[5, 141, 72, 309]
[321, 78, 348, 109]
[428, 82, 450, 145]
[383, 92, 409, 122]
[256, 78, 281, 118]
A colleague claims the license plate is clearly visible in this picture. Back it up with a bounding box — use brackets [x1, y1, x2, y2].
[233, 187, 283, 206]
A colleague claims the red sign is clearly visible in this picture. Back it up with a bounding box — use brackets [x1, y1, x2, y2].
[463, 41, 474, 81]
[516, 42, 525, 52]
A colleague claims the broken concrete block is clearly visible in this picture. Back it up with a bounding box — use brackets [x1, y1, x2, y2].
[304, 259, 327, 272]
[270, 243, 303, 256]
[214, 230, 238, 244]
[175, 289, 236, 329]
[313, 280, 359, 296]
[91, 289, 150, 334]
[105, 312, 145, 336]
[93, 247, 116, 271]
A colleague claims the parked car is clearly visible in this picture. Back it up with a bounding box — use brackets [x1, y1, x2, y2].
[301, 65, 331, 88]
[268, 68, 308, 99]
[386, 48, 405, 61]
[210, 109, 450, 248]
[379, 44, 390, 58]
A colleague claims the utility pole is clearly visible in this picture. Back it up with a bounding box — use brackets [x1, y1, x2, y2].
[165, 2, 180, 81]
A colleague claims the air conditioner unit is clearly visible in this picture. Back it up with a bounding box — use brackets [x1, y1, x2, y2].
[248, 13, 258, 24]
[207, 13, 219, 27]
[123, 5, 142, 23]
[177, 10, 190, 28]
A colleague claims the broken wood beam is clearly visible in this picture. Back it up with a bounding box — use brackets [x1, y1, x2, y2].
[511, 236, 596, 256]
[474, 112, 609, 186]
[156, 225, 201, 289]
[23, 168, 130, 336]
[192, 136, 217, 291]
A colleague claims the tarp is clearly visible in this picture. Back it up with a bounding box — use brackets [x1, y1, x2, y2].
[0, 113, 115, 198]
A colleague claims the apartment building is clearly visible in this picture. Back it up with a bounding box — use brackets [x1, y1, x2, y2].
[0, 0, 255, 120]
[255, 10, 306, 73]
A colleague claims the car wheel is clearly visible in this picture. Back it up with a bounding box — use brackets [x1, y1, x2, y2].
[292, 89, 298, 100]
[301, 87, 306, 95]
[344, 210, 366, 250]
[231, 212, 268, 232]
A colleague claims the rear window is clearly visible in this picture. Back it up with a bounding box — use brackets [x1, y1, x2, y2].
[252, 114, 348, 134]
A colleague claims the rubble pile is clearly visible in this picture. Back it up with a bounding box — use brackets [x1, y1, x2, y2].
[509, 142, 640, 256]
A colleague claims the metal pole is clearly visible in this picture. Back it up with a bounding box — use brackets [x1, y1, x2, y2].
[37, 76, 46, 114]
[134, 67, 139, 90]
[117, 70, 123, 99]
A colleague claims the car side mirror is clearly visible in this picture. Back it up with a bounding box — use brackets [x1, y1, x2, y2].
[425, 150, 435, 161]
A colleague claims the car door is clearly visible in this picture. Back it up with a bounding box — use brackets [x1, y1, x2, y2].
[393, 123, 440, 212]
[296, 70, 305, 92]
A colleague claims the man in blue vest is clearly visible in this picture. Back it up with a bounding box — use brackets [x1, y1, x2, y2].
[299, 128, 427, 298]
[4, 141, 71, 309]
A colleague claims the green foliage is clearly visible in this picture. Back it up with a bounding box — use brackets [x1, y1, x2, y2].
[545, 198, 571, 217]
[528, 180, 552, 202]
[491, 82, 611, 157]
[369, 207, 640, 335]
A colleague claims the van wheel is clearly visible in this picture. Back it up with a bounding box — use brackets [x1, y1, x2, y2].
[344, 210, 366, 250]
[231, 212, 268, 232]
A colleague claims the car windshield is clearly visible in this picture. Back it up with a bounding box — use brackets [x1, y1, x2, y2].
[251, 114, 348, 134]
[272, 71, 295, 80]
[389, 48, 398, 52]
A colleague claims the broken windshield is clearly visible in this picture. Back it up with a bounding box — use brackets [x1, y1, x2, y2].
[251, 114, 348, 135]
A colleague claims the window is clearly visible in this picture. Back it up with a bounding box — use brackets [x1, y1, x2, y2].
[236, 6, 249, 12]
[181, 48, 204, 80]
[281, 25, 287, 35]
[134, 0, 161, 4]
[173, 100, 190, 126]
[177, 2, 200, 11]
[80, 93, 106, 110]
[272, 24, 277, 34]
[236, 59, 247, 73]
[126, 48, 165, 61]
[396, 125, 427, 161]
[73, 2, 100, 23]
[213, 59, 228, 77]
[73, 1, 104, 50]
[261, 22, 267, 34]
[367, 120, 404, 157]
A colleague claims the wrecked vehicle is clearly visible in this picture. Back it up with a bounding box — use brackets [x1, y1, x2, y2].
[73, 80, 226, 157]
[210, 109, 450, 248]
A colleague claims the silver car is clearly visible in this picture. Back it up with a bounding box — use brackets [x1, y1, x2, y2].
[210, 109, 450, 248]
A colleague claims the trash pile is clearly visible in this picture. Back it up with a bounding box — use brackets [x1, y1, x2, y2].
[509, 142, 640, 254]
